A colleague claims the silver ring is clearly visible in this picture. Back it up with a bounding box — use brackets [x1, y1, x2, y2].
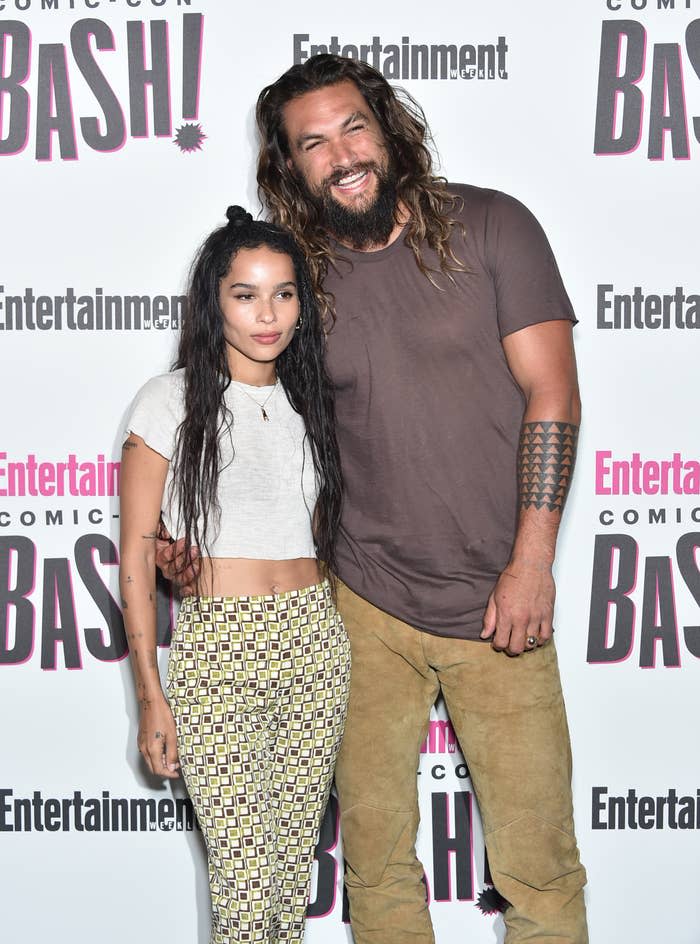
[526, 636, 538, 648]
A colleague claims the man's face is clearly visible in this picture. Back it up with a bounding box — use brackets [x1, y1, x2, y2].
[282, 80, 398, 249]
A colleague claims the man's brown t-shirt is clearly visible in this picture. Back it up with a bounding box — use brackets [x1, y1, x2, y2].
[323, 184, 576, 639]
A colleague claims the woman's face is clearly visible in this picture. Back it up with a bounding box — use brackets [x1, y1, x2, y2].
[218, 246, 300, 381]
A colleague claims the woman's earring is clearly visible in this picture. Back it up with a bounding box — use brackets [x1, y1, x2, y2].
[295, 317, 303, 331]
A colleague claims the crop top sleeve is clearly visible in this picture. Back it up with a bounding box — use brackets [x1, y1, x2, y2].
[124, 371, 183, 461]
[123, 370, 318, 560]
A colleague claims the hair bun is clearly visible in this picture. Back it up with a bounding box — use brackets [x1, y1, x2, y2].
[226, 206, 253, 228]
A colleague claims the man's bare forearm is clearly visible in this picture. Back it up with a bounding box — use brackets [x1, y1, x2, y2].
[509, 419, 580, 568]
[484, 320, 581, 650]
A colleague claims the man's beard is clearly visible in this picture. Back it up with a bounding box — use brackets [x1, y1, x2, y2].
[298, 161, 399, 250]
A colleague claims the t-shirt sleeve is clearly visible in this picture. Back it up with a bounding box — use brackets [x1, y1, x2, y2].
[123, 373, 181, 461]
[484, 191, 577, 338]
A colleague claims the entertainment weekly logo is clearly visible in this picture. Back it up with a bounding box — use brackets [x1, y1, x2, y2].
[591, 785, 700, 830]
[0, 284, 185, 330]
[293, 33, 509, 81]
[0, 787, 198, 832]
[0, 10, 205, 160]
[593, 3, 700, 161]
[596, 284, 700, 329]
[0, 451, 120, 497]
[586, 449, 700, 670]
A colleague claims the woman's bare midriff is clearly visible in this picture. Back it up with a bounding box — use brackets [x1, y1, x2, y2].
[196, 557, 322, 597]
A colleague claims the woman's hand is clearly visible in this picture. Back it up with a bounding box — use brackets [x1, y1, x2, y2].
[137, 693, 180, 779]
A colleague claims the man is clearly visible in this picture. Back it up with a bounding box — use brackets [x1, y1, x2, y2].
[162, 54, 588, 943]
[256, 54, 587, 944]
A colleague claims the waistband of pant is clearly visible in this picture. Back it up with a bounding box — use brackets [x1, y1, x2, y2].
[179, 579, 332, 614]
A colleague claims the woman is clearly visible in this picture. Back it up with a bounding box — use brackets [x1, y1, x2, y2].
[119, 206, 350, 944]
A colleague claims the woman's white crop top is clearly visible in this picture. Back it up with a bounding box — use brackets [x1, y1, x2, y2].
[123, 370, 318, 559]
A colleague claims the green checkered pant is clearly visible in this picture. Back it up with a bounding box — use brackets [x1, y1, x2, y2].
[167, 581, 350, 943]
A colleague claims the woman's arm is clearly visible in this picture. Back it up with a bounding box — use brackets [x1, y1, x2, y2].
[120, 434, 180, 779]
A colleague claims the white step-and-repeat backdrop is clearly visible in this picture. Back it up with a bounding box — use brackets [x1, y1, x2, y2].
[2, 1, 699, 941]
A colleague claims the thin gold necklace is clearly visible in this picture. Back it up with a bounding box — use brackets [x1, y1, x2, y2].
[232, 378, 280, 421]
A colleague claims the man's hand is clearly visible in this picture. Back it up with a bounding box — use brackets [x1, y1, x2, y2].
[137, 694, 180, 779]
[155, 528, 200, 596]
[480, 558, 555, 655]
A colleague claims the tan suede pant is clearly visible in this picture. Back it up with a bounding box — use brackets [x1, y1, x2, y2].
[334, 582, 588, 944]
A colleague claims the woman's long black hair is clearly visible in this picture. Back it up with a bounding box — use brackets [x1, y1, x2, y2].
[169, 206, 342, 583]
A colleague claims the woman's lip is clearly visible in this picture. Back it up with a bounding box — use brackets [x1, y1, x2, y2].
[251, 333, 282, 344]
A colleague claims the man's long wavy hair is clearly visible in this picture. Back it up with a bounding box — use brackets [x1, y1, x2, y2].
[170, 208, 342, 584]
[256, 54, 465, 323]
